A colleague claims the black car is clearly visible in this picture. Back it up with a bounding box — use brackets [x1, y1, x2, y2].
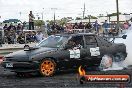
[1, 33, 127, 76]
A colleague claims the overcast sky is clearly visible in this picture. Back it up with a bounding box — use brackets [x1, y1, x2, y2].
[0, 0, 132, 22]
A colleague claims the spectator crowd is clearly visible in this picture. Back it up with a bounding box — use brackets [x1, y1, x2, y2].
[1, 19, 132, 44]
[65, 20, 131, 35]
[1, 11, 131, 45]
[2, 23, 45, 44]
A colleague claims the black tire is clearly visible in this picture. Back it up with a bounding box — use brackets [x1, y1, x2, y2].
[39, 58, 56, 77]
[114, 53, 126, 62]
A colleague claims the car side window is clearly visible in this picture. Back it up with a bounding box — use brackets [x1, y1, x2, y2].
[85, 35, 97, 47]
[67, 35, 84, 49]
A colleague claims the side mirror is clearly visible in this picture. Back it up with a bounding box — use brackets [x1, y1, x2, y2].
[122, 35, 127, 39]
[24, 45, 30, 51]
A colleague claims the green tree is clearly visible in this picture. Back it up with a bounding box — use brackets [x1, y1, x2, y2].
[34, 20, 44, 27]
[108, 12, 121, 16]
[58, 17, 69, 26]
[90, 16, 97, 19]
[75, 17, 82, 20]
[83, 15, 97, 19]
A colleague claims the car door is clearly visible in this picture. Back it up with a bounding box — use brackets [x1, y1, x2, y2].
[59, 35, 86, 68]
[83, 35, 101, 65]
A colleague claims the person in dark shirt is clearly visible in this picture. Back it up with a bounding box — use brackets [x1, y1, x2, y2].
[29, 11, 35, 30]
[16, 23, 22, 34]
[85, 22, 92, 32]
[6, 23, 16, 44]
[7, 23, 16, 31]
[85, 22, 92, 29]
[102, 20, 109, 35]
[3, 24, 8, 30]
[78, 22, 84, 29]
[73, 23, 79, 29]
[17, 33, 25, 44]
[93, 20, 100, 34]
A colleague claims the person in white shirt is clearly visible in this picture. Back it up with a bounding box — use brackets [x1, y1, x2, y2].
[36, 31, 44, 42]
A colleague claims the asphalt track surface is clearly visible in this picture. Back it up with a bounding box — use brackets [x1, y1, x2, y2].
[0, 66, 132, 88]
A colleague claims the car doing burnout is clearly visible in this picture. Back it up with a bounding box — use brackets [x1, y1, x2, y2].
[1, 33, 127, 76]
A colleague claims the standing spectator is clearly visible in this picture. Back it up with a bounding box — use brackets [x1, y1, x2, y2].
[7, 23, 16, 31]
[129, 18, 132, 30]
[26, 32, 36, 43]
[85, 22, 92, 33]
[29, 11, 35, 30]
[123, 21, 130, 30]
[46, 23, 52, 33]
[3, 24, 8, 44]
[30, 32, 37, 42]
[66, 23, 73, 33]
[111, 22, 116, 30]
[17, 33, 25, 44]
[102, 20, 109, 35]
[36, 31, 44, 42]
[26, 32, 31, 43]
[3, 24, 8, 30]
[60, 26, 64, 33]
[123, 23, 128, 30]
[51, 24, 56, 32]
[78, 22, 84, 29]
[7, 33, 12, 44]
[22, 21, 27, 30]
[6, 23, 16, 44]
[93, 20, 100, 34]
[0, 23, 2, 46]
[16, 23, 23, 34]
[73, 23, 78, 29]
[0, 23, 2, 29]
[55, 24, 61, 33]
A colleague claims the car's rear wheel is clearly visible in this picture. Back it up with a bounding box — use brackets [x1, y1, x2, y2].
[99, 55, 113, 70]
[114, 53, 126, 62]
[39, 59, 56, 77]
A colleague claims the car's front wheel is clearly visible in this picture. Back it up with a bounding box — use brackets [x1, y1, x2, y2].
[39, 58, 56, 77]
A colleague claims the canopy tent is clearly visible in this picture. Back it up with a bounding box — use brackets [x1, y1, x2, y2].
[3, 19, 21, 23]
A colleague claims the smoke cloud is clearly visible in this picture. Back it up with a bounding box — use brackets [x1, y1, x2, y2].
[114, 29, 132, 66]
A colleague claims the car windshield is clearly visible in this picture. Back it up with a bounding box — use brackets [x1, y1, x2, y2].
[37, 35, 69, 48]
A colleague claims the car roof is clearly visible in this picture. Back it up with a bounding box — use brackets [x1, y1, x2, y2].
[55, 33, 96, 37]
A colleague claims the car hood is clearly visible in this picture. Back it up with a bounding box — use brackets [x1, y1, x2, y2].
[30, 47, 57, 56]
[5, 47, 56, 61]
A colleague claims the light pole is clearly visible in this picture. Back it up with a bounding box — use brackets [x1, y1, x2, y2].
[116, 0, 120, 31]
[51, 8, 57, 27]
[81, 3, 86, 19]
[106, 12, 108, 21]
[19, 12, 21, 17]
[36, 13, 40, 20]
[88, 15, 91, 23]
[42, 8, 44, 20]
[106, 12, 110, 23]
[130, 13, 132, 22]
[19, 12, 22, 21]
[83, 3, 85, 19]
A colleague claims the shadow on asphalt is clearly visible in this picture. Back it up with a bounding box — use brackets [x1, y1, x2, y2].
[1, 65, 132, 79]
